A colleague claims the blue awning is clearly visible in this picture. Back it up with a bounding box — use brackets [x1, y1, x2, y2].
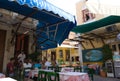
[0, 0, 76, 50]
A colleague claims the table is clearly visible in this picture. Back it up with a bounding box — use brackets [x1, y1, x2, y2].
[29, 69, 54, 78]
[0, 73, 5, 78]
[61, 67, 74, 72]
[0, 77, 17, 81]
[59, 72, 90, 81]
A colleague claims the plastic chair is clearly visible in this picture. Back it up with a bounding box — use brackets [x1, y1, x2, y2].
[47, 72, 59, 81]
[48, 66, 61, 72]
[74, 66, 82, 72]
[48, 66, 55, 70]
[87, 68, 95, 81]
[21, 67, 32, 81]
[37, 70, 47, 81]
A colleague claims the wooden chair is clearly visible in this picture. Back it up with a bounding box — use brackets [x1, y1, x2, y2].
[37, 70, 47, 81]
[47, 72, 59, 81]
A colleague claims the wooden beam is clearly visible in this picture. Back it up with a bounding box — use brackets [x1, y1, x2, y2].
[89, 40, 95, 48]
[90, 33, 105, 39]
[86, 33, 106, 45]
[11, 11, 38, 44]
[101, 38, 105, 45]
[80, 42, 86, 50]
[79, 36, 93, 40]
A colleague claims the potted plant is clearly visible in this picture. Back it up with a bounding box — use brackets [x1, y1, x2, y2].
[100, 44, 113, 77]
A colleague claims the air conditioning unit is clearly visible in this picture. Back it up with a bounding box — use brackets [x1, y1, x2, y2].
[106, 25, 116, 32]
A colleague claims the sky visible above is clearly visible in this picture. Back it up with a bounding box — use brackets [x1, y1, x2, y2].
[46, 0, 83, 15]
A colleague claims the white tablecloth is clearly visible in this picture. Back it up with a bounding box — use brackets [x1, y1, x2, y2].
[0, 77, 17, 81]
[29, 69, 54, 78]
[59, 72, 90, 81]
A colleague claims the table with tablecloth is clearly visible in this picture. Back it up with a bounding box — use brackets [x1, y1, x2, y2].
[59, 72, 90, 81]
[0, 73, 5, 78]
[28, 69, 54, 78]
[0, 77, 17, 81]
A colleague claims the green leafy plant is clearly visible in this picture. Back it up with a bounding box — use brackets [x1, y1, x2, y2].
[28, 52, 41, 61]
[102, 44, 113, 63]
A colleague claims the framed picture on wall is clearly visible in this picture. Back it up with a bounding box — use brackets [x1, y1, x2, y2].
[59, 50, 63, 58]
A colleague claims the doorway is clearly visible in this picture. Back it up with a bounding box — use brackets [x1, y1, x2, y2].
[0, 30, 6, 72]
[14, 34, 29, 58]
[51, 50, 56, 61]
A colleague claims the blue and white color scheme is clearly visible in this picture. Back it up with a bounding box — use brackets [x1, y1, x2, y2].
[0, 0, 76, 50]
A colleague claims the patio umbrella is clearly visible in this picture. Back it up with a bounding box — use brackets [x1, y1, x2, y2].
[0, 0, 76, 50]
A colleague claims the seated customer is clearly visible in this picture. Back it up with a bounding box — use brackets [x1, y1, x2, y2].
[33, 60, 41, 69]
[45, 59, 51, 69]
[6, 57, 15, 78]
[23, 59, 32, 77]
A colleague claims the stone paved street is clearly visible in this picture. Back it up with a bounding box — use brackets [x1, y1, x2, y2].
[94, 75, 120, 81]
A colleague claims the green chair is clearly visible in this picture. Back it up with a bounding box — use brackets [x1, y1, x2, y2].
[48, 66, 61, 72]
[48, 66, 55, 70]
[37, 70, 47, 81]
[74, 66, 82, 72]
[47, 72, 59, 81]
[54, 66, 62, 72]
[87, 68, 95, 81]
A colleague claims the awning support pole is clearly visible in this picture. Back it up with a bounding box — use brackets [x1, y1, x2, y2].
[78, 43, 84, 72]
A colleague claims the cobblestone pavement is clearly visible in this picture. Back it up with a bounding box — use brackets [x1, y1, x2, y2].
[94, 75, 120, 81]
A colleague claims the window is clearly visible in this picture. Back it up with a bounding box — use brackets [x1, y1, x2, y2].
[112, 45, 116, 51]
[82, 9, 95, 22]
[65, 50, 70, 61]
[59, 50, 63, 58]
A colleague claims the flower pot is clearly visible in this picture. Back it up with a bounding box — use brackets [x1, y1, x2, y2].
[100, 70, 107, 77]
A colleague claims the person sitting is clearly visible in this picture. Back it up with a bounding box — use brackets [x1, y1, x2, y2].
[23, 59, 32, 77]
[45, 59, 51, 69]
[6, 57, 15, 78]
[33, 60, 41, 69]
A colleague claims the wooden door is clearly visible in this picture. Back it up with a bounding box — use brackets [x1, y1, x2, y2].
[15, 34, 29, 57]
[0, 30, 6, 72]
